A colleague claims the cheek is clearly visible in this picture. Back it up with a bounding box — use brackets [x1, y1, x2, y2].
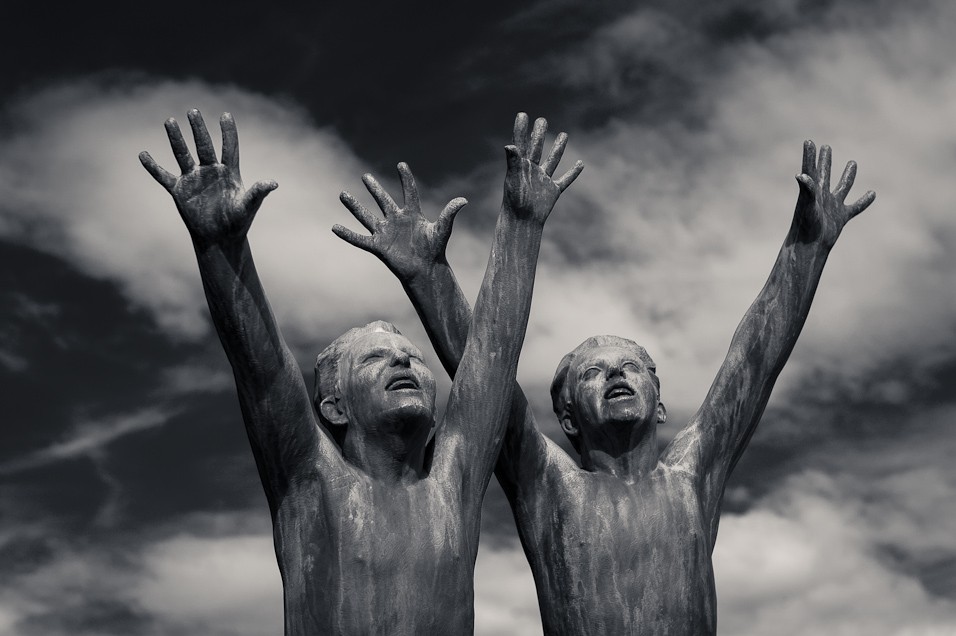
[579, 386, 605, 413]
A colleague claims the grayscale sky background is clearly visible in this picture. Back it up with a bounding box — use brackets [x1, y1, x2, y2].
[1, 1, 954, 634]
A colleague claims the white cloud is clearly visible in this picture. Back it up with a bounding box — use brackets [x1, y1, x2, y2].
[814, 404, 956, 562]
[500, 0, 956, 420]
[0, 516, 281, 636]
[0, 533, 143, 635]
[474, 543, 543, 636]
[0, 79, 419, 346]
[136, 531, 283, 636]
[714, 471, 956, 635]
[0, 6, 951, 417]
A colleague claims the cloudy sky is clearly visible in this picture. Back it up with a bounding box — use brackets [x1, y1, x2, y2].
[1, 0, 954, 633]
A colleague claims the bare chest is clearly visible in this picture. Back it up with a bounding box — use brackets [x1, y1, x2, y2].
[274, 476, 475, 634]
[526, 469, 717, 634]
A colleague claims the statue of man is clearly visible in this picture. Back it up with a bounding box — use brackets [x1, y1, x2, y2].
[139, 110, 583, 634]
[337, 138, 875, 634]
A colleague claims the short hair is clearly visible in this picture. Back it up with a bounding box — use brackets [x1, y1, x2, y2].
[550, 335, 659, 432]
[313, 321, 402, 432]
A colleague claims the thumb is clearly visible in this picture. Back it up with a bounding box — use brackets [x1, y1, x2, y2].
[795, 173, 814, 194]
[436, 197, 468, 243]
[504, 145, 523, 173]
[242, 180, 278, 213]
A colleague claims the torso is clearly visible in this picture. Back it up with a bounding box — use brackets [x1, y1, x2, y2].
[519, 461, 716, 635]
[274, 465, 477, 635]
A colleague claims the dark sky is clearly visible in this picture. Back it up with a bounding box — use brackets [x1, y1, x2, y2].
[2, 1, 955, 634]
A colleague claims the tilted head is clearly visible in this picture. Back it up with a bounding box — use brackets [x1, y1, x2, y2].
[551, 335, 666, 454]
[314, 321, 437, 446]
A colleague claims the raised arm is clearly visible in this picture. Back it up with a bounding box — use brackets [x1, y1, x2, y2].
[333, 162, 471, 378]
[662, 141, 875, 523]
[335, 114, 582, 501]
[333, 157, 571, 493]
[139, 110, 330, 513]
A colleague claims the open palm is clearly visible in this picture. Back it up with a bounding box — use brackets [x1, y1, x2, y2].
[793, 140, 875, 247]
[333, 162, 467, 282]
[503, 113, 584, 224]
[140, 109, 276, 246]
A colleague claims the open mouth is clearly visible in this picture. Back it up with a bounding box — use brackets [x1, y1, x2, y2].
[604, 383, 635, 400]
[386, 374, 420, 391]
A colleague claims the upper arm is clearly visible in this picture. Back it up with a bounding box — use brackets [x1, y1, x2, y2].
[660, 275, 811, 524]
[195, 241, 340, 511]
[661, 226, 833, 508]
[494, 388, 576, 501]
[661, 323, 783, 509]
[430, 216, 544, 501]
[406, 263, 558, 501]
[228, 335, 341, 514]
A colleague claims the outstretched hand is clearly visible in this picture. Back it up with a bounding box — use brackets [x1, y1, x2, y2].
[793, 140, 875, 247]
[333, 163, 468, 282]
[503, 113, 584, 224]
[139, 109, 277, 247]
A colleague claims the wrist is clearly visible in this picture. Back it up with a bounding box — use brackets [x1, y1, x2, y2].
[403, 257, 449, 288]
[787, 211, 839, 251]
[501, 200, 550, 229]
[192, 232, 248, 259]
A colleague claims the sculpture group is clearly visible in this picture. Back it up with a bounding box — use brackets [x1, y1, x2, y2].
[140, 109, 875, 635]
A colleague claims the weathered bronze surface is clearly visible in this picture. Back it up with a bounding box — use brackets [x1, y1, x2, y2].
[140, 110, 582, 634]
[354, 139, 874, 634]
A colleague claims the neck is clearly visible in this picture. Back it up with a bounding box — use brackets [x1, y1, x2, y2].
[342, 423, 430, 483]
[580, 420, 659, 481]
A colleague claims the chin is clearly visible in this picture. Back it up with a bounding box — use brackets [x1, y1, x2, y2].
[602, 403, 642, 424]
[597, 410, 657, 439]
[383, 396, 434, 429]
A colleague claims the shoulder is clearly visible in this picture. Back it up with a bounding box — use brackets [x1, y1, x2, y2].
[659, 419, 708, 476]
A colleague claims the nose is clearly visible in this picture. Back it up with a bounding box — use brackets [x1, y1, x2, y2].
[389, 349, 411, 367]
[606, 364, 624, 380]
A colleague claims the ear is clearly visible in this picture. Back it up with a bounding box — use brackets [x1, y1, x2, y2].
[320, 396, 349, 426]
[656, 401, 667, 425]
[560, 414, 579, 439]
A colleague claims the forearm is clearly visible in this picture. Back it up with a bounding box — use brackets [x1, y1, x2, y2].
[403, 260, 472, 378]
[458, 211, 541, 392]
[446, 210, 543, 475]
[708, 220, 832, 466]
[731, 222, 831, 384]
[195, 239, 293, 380]
[404, 250, 549, 492]
[193, 238, 318, 496]
[680, 140, 873, 523]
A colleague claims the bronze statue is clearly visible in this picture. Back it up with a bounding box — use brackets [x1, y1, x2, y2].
[139, 110, 582, 634]
[338, 138, 875, 634]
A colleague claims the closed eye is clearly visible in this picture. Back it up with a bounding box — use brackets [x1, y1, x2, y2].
[622, 361, 640, 373]
[583, 367, 602, 380]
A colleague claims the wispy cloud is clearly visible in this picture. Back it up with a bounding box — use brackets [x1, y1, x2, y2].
[0, 407, 169, 475]
[158, 363, 233, 396]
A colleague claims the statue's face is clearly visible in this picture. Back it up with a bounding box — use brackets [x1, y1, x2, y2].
[338, 331, 437, 435]
[568, 344, 660, 434]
